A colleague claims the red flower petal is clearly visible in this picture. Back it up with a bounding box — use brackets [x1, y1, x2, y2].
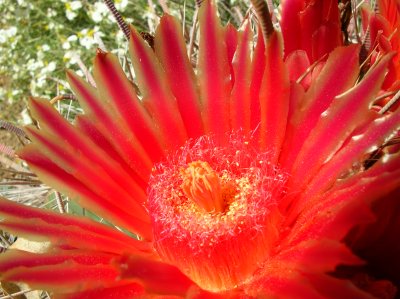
[154, 14, 204, 139]
[0, 250, 145, 296]
[250, 266, 325, 299]
[74, 115, 146, 189]
[93, 51, 165, 161]
[225, 23, 239, 88]
[311, 23, 342, 62]
[118, 255, 197, 296]
[280, 45, 361, 172]
[2, 262, 119, 293]
[27, 98, 149, 207]
[281, 0, 305, 57]
[0, 249, 116, 273]
[285, 50, 311, 88]
[230, 23, 252, 133]
[259, 31, 290, 160]
[129, 25, 188, 149]
[281, 0, 342, 61]
[306, 274, 373, 299]
[198, 0, 231, 143]
[15, 149, 153, 240]
[305, 111, 400, 200]
[22, 124, 149, 222]
[55, 283, 145, 299]
[289, 54, 393, 190]
[277, 240, 363, 273]
[66, 70, 153, 179]
[289, 166, 400, 246]
[0, 197, 152, 254]
[249, 27, 266, 130]
[250, 242, 368, 298]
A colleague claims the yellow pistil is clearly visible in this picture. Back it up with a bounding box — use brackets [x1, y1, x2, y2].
[180, 161, 225, 213]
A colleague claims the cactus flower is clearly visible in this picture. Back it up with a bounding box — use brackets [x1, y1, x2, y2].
[0, 0, 399, 298]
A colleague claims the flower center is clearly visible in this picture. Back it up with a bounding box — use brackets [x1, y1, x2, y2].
[147, 134, 286, 292]
[180, 161, 227, 213]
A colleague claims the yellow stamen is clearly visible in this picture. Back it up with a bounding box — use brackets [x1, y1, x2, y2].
[180, 161, 225, 213]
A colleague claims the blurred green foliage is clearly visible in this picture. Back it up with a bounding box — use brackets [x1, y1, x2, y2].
[0, 0, 153, 112]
